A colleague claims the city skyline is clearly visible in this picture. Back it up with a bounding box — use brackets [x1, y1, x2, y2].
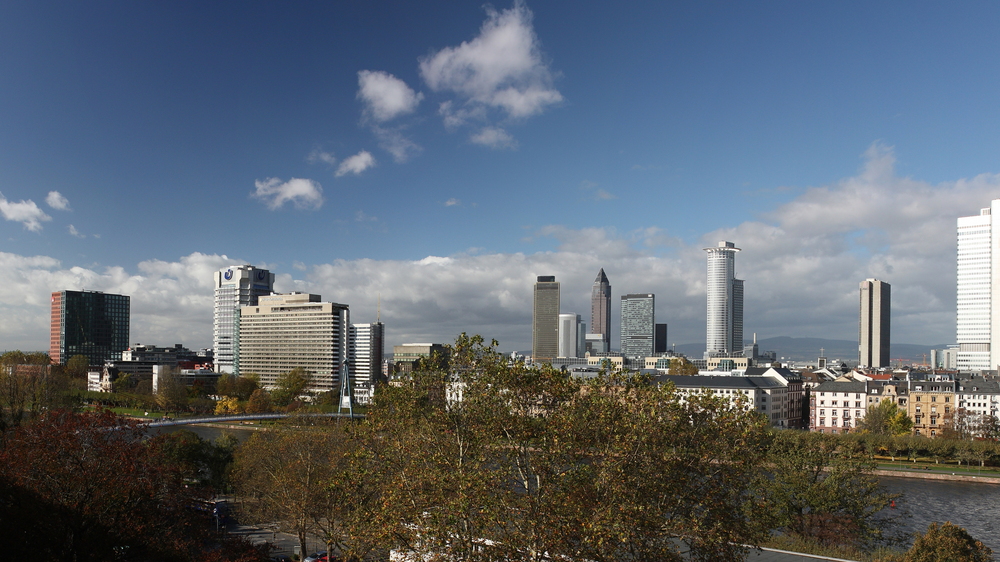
[4, 3, 1000, 352]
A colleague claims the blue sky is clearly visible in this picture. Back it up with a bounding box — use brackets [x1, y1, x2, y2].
[3, 1, 1000, 356]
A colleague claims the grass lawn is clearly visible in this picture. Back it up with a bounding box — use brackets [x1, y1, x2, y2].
[874, 456, 1000, 478]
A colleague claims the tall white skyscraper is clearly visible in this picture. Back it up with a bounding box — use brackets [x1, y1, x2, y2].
[859, 278, 890, 368]
[957, 200, 1000, 371]
[349, 321, 384, 405]
[704, 241, 743, 357]
[213, 265, 274, 374]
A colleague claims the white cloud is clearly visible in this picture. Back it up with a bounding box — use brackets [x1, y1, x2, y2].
[357, 70, 423, 123]
[580, 180, 616, 200]
[419, 0, 562, 119]
[252, 177, 324, 210]
[68, 225, 85, 238]
[372, 127, 421, 163]
[3, 145, 994, 358]
[336, 150, 376, 177]
[355, 210, 377, 222]
[46, 191, 71, 211]
[307, 149, 337, 166]
[470, 126, 517, 149]
[0, 192, 51, 232]
[445, 198, 461, 207]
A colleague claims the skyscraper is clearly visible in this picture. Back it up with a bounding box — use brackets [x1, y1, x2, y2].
[238, 293, 349, 394]
[213, 265, 274, 374]
[50, 290, 130, 366]
[859, 279, 890, 369]
[558, 313, 581, 358]
[532, 276, 560, 362]
[590, 268, 612, 349]
[704, 241, 744, 357]
[349, 321, 384, 404]
[957, 200, 1000, 371]
[654, 323, 668, 354]
[620, 293, 655, 358]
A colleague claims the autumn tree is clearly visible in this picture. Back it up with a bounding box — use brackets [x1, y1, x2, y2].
[65, 354, 92, 378]
[371, 333, 774, 562]
[894, 522, 993, 562]
[667, 356, 699, 375]
[764, 431, 899, 549]
[244, 388, 274, 414]
[270, 367, 312, 407]
[857, 398, 912, 436]
[0, 351, 58, 432]
[231, 419, 336, 557]
[0, 410, 215, 561]
[217, 373, 260, 401]
[155, 368, 189, 412]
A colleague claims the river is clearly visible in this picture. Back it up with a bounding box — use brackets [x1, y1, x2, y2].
[882, 475, 1000, 552]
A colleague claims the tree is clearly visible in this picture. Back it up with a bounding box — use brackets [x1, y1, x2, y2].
[155, 368, 189, 412]
[215, 395, 242, 415]
[900, 522, 992, 562]
[244, 388, 273, 414]
[0, 410, 215, 561]
[217, 373, 260, 401]
[270, 367, 311, 407]
[668, 356, 699, 375]
[370, 333, 774, 562]
[764, 431, 899, 549]
[0, 351, 59, 432]
[65, 354, 91, 378]
[231, 420, 336, 558]
[857, 399, 912, 436]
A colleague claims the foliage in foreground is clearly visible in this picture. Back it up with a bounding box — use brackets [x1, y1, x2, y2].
[0, 410, 267, 562]
[876, 522, 994, 562]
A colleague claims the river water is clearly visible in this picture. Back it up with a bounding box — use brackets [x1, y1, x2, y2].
[882, 475, 1000, 552]
[157, 425, 1000, 552]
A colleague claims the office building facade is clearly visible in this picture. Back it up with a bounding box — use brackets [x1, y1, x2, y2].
[532, 276, 560, 362]
[654, 323, 668, 354]
[859, 278, 890, 368]
[621, 293, 655, 358]
[349, 322, 384, 404]
[704, 241, 744, 357]
[214, 265, 274, 374]
[50, 290, 130, 366]
[558, 313, 582, 358]
[957, 200, 1000, 372]
[590, 268, 612, 349]
[238, 293, 349, 394]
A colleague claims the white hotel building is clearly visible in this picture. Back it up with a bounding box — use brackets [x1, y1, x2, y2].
[957, 200, 1000, 372]
[238, 293, 349, 394]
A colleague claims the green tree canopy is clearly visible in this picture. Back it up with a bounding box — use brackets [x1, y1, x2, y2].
[667, 356, 698, 375]
[270, 367, 311, 407]
[857, 398, 912, 436]
[897, 522, 993, 562]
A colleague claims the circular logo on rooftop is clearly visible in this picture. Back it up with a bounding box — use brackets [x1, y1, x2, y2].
[257, 270, 266, 280]
[224, 270, 233, 280]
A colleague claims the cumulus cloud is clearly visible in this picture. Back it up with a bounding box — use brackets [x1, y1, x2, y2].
[336, 150, 376, 176]
[252, 178, 324, 210]
[445, 198, 461, 207]
[68, 225, 85, 238]
[580, 180, 616, 201]
[0, 193, 51, 232]
[3, 145, 994, 358]
[470, 126, 517, 149]
[46, 191, 71, 211]
[419, 1, 562, 120]
[357, 70, 423, 123]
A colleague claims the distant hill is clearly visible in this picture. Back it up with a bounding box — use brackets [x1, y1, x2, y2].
[677, 337, 947, 365]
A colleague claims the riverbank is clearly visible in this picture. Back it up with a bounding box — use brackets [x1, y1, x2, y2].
[874, 466, 1000, 483]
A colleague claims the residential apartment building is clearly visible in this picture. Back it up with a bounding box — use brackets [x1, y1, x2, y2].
[237, 293, 349, 394]
[655, 372, 793, 428]
[907, 379, 957, 437]
[810, 380, 868, 433]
